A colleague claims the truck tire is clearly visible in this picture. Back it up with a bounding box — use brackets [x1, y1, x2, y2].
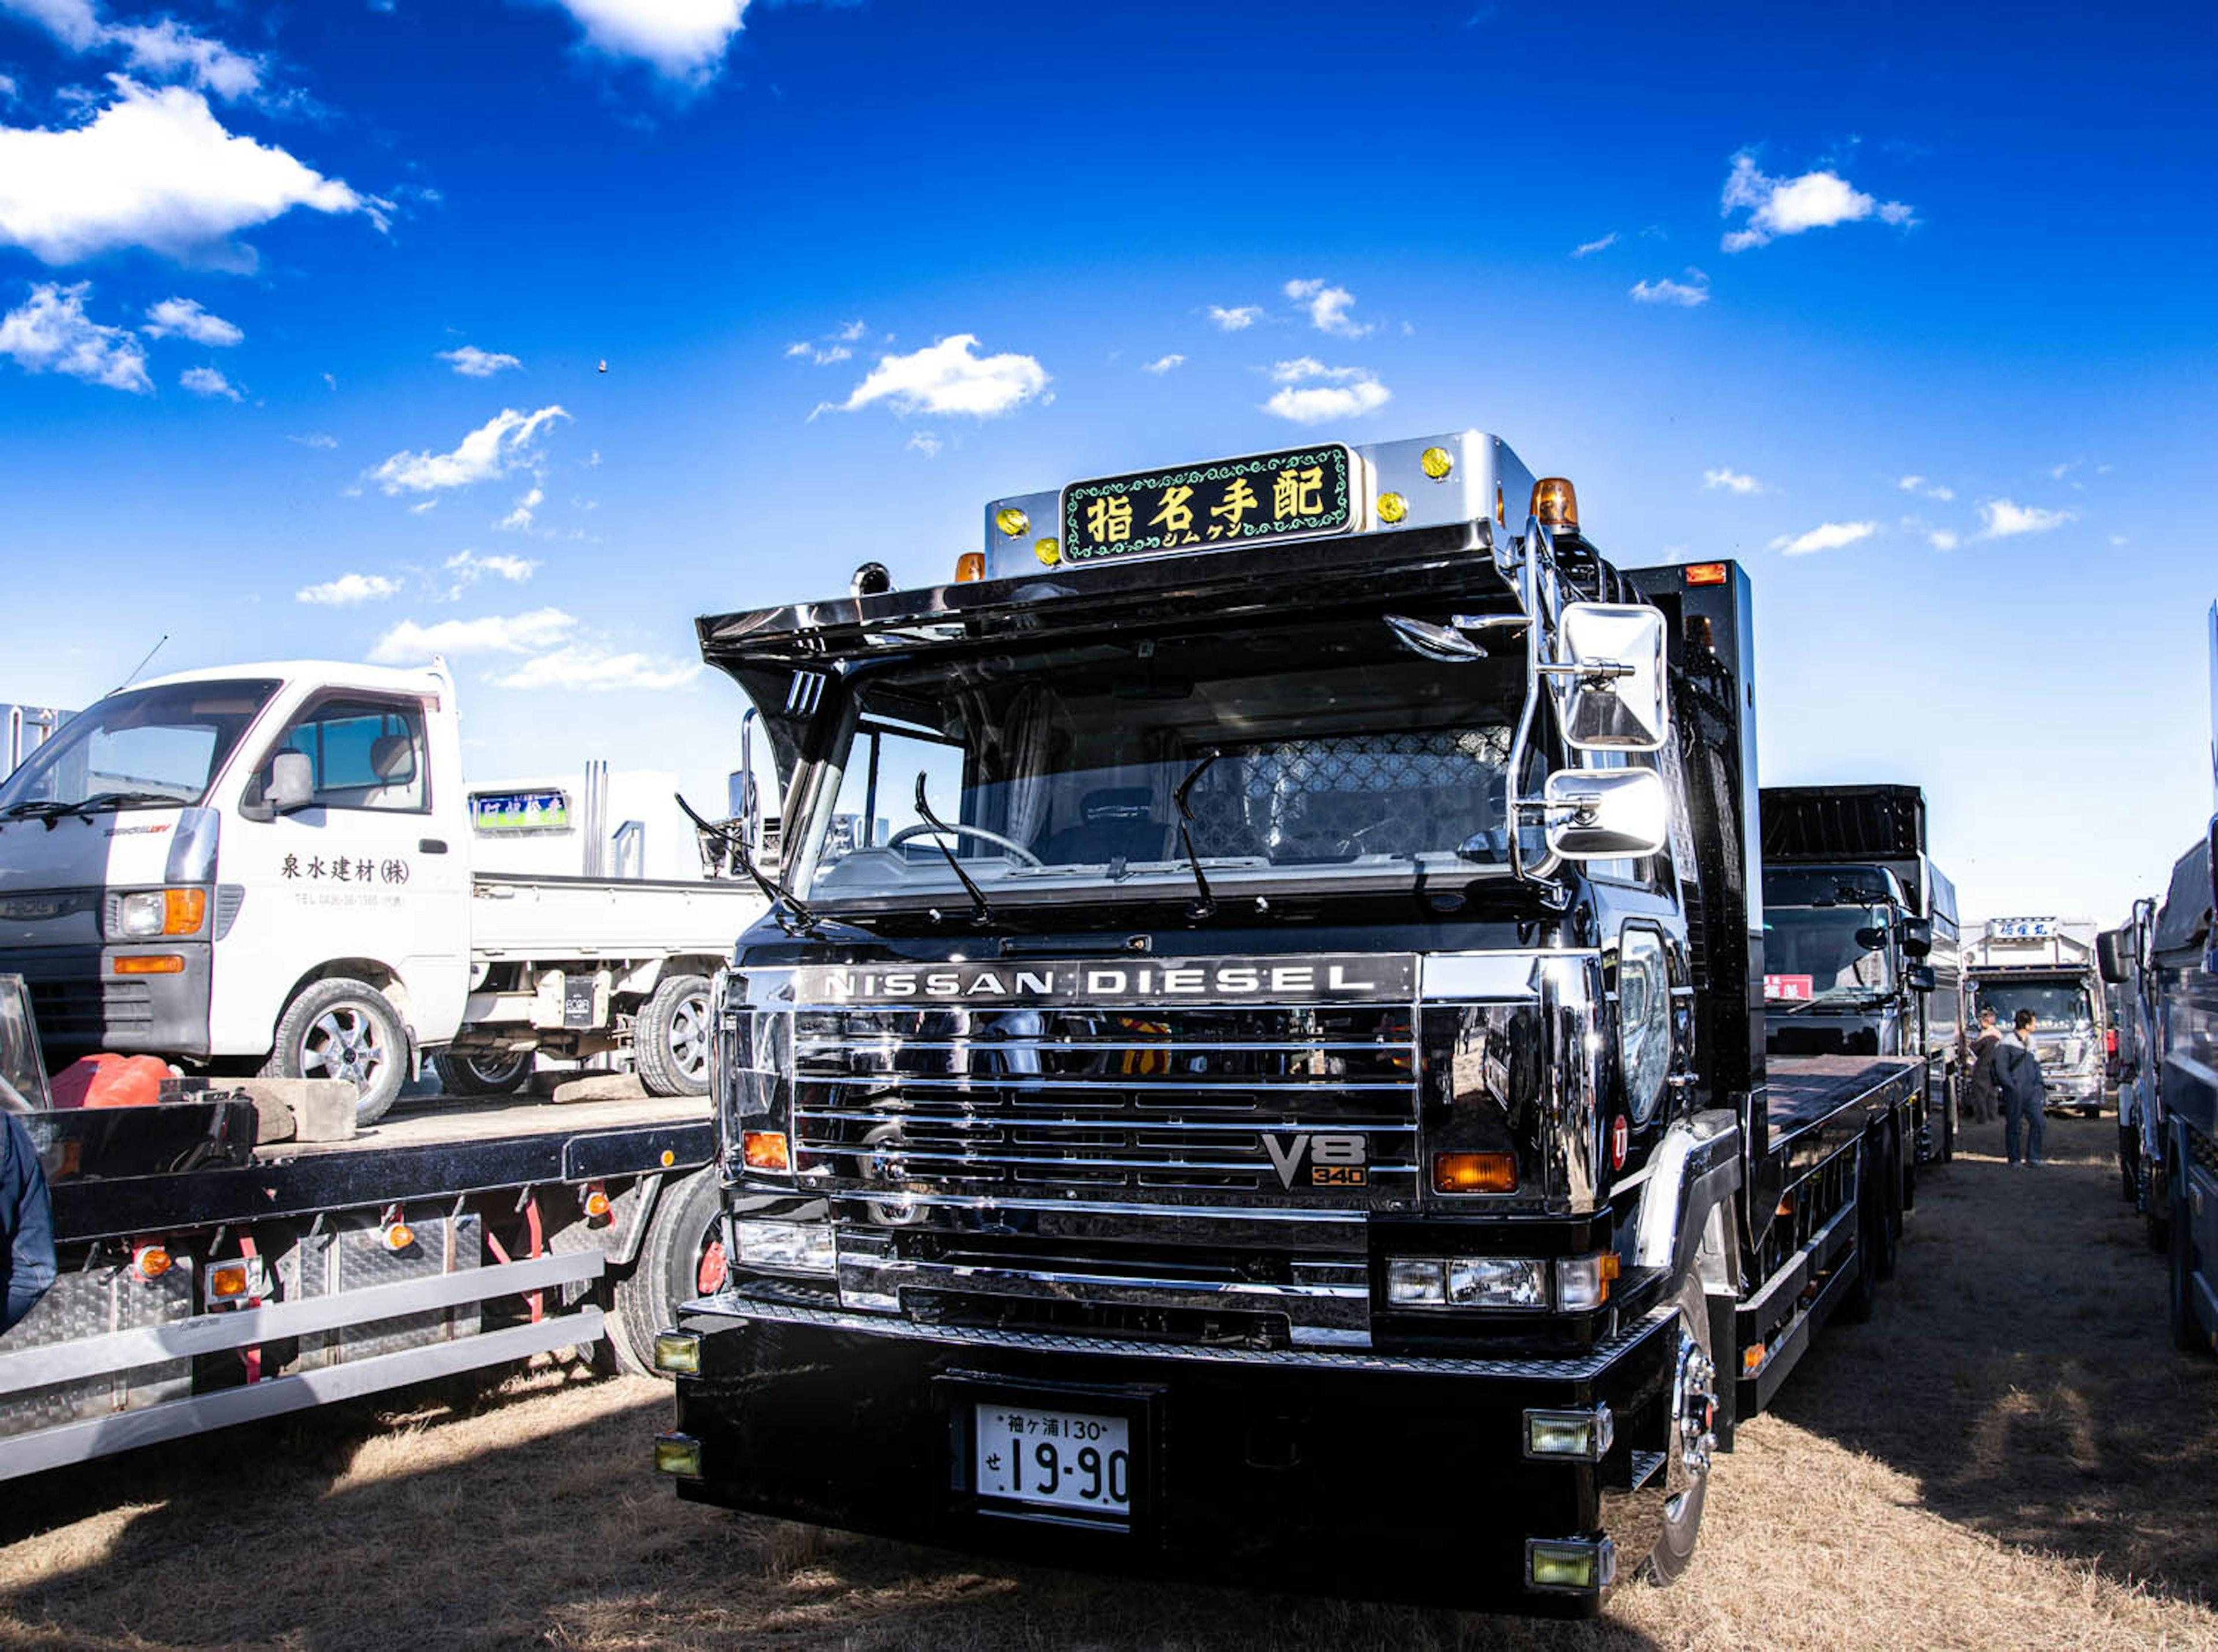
[635, 973, 713, 1098]
[1837, 1141, 1887, 1324]
[1643, 1276, 1715, 1587]
[611, 1167, 724, 1377]
[1875, 1130, 1902, 1281]
[1938, 1079, 1957, 1164]
[266, 977, 410, 1128]
[2147, 1154, 2172, 1254]
[2167, 1158, 2204, 1355]
[430, 1050, 534, 1096]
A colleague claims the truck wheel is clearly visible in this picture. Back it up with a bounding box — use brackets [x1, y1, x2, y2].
[1875, 1132, 1902, 1281]
[1643, 1277, 1715, 1587]
[267, 977, 409, 1127]
[1837, 1143, 1887, 1324]
[635, 973, 712, 1097]
[430, 1050, 535, 1096]
[2167, 1159, 2204, 1355]
[611, 1167, 723, 1376]
[1938, 1081, 1957, 1164]
[2147, 1155, 2172, 1254]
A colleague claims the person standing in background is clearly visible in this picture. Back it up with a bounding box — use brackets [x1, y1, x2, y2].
[1, 1110, 53, 1333]
[1993, 1008, 2048, 1167]
[1966, 1006, 2005, 1124]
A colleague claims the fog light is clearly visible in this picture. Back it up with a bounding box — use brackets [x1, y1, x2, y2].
[654, 1433, 704, 1477]
[1420, 445, 1454, 480]
[1448, 1256, 1548, 1308]
[653, 1330, 701, 1375]
[1376, 490, 1409, 524]
[741, 1130, 790, 1172]
[1386, 1257, 1446, 1307]
[734, 1218, 836, 1275]
[1555, 1251, 1620, 1311]
[994, 507, 1029, 538]
[1525, 1536, 1616, 1593]
[1524, 1405, 1614, 1461]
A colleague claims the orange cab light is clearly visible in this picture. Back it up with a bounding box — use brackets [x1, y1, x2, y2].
[582, 1185, 613, 1219]
[114, 955, 185, 975]
[381, 1222, 415, 1252]
[954, 552, 987, 583]
[1432, 1152, 1517, 1194]
[742, 1130, 791, 1173]
[163, 888, 207, 935]
[1684, 562, 1729, 586]
[132, 1243, 173, 1280]
[207, 1261, 252, 1299]
[1530, 477, 1579, 532]
[1743, 1343, 1765, 1374]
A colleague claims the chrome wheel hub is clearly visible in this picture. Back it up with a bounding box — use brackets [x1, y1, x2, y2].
[1672, 1340, 1718, 1480]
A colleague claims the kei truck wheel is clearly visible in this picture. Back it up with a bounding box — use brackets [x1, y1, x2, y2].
[1643, 1275, 1717, 1586]
[610, 1167, 724, 1376]
[430, 1048, 534, 1096]
[265, 977, 410, 1127]
[635, 973, 712, 1098]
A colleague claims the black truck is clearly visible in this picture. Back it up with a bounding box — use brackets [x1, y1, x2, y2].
[654, 431, 1926, 1613]
[1759, 784, 1964, 1163]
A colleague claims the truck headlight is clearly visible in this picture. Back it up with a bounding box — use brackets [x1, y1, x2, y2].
[115, 888, 205, 937]
[1554, 1252, 1620, 1311]
[1386, 1255, 1549, 1309]
[733, 1218, 835, 1275]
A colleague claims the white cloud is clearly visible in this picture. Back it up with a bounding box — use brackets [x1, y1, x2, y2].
[1205, 304, 1260, 331]
[1928, 529, 1959, 551]
[492, 645, 702, 693]
[1897, 474, 1954, 501]
[2109, 534, 2127, 547]
[143, 295, 241, 345]
[1631, 269, 1710, 307]
[1769, 520, 1879, 556]
[1572, 232, 1618, 258]
[0, 79, 374, 267]
[1703, 466, 1762, 494]
[296, 572, 401, 605]
[1142, 353, 1184, 374]
[786, 318, 867, 365]
[369, 404, 570, 494]
[370, 607, 576, 663]
[831, 334, 1047, 419]
[1283, 277, 1369, 337]
[445, 550, 538, 585]
[288, 431, 338, 449]
[1, 0, 266, 101]
[438, 344, 522, 378]
[0, 280, 148, 390]
[1261, 358, 1390, 425]
[547, 0, 747, 81]
[1720, 152, 1914, 252]
[1976, 499, 2075, 539]
[2047, 457, 2083, 480]
[906, 430, 941, 457]
[179, 363, 238, 400]
[498, 485, 544, 530]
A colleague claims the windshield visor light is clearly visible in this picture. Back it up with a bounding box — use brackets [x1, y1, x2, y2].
[1432, 1151, 1517, 1194]
[1684, 561, 1729, 586]
[733, 1218, 835, 1275]
[1376, 490, 1409, 524]
[1525, 1536, 1617, 1594]
[1034, 537, 1061, 565]
[1554, 1252, 1620, 1312]
[994, 507, 1029, 538]
[740, 1130, 791, 1173]
[1419, 445, 1454, 481]
[1524, 1405, 1615, 1461]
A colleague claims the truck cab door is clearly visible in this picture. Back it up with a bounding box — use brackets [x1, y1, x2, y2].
[221, 691, 468, 1051]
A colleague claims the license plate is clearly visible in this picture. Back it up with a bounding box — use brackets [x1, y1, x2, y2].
[1060, 444, 1353, 565]
[973, 1402, 1133, 1520]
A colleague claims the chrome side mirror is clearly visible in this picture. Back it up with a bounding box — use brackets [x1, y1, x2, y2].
[1540, 768, 1669, 860]
[1544, 602, 1668, 752]
[267, 750, 314, 815]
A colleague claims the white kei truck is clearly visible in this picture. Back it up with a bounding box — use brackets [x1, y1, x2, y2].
[0, 660, 765, 1123]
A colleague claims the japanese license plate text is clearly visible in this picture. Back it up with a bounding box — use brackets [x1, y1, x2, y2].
[974, 1403, 1132, 1520]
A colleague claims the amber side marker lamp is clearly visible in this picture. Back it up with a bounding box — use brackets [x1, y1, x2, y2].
[1432, 1152, 1517, 1194]
[742, 1130, 791, 1173]
[1684, 562, 1729, 586]
[114, 955, 184, 975]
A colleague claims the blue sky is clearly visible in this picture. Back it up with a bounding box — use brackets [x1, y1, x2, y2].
[2, 0, 2213, 921]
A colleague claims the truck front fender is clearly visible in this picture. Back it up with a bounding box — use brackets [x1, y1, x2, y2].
[1631, 1108, 1744, 1293]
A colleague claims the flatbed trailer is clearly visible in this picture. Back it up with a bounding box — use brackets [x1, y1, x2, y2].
[0, 1050, 719, 1481]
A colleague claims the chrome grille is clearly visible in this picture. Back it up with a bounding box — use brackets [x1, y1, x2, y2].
[791, 1000, 1419, 1199]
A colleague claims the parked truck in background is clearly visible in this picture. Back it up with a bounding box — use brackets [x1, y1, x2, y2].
[1759, 783, 1963, 1164]
[652, 430, 1927, 1613]
[2, 702, 69, 776]
[0, 971, 727, 1478]
[0, 661, 765, 1122]
[1964, 917, 2109, 1117]
[2100, 898, 2164, 1234]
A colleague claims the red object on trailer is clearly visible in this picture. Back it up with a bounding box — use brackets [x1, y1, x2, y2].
[49, 1053, 169, 1110]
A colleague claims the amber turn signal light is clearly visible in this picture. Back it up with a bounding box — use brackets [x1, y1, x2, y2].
[742, 1130, 791, 1173]
[131, 1243, 173, 1281]
[1684, 562, 1728, 586]
[1432, 1152, 1517, 1194]
[113, 955, 185, 975]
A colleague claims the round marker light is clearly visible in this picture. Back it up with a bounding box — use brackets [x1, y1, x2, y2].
[132, 1243, 173, 1281]
[1034, 537, 1061, 566]
[1377, 491, 1409, 524]
[381, 1222, 415, 1253]
[1419, 445, 1454, 481]
[583, 1185, 612, 1219]
[660, 1149, 676, 1167]
[994, 507, 1029, 538]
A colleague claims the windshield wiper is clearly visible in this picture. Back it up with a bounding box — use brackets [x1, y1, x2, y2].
[70, 790, 178, 818]
[1, 800, 77, 830]
[1171, 748, 1222, 920]
[673, 792, 820, 936]
[911, 773, 991, 926]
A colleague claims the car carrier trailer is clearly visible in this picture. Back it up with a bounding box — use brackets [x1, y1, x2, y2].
[650, 430, 1925, 1614]
[0, 973, 721, 1480]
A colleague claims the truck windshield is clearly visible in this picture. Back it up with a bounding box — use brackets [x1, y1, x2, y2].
[789, 614, 1529, 907]
[1975, 982, 2093, 1030]
[0, 679, 278, 814]
[1764, 907, 1894, 1000]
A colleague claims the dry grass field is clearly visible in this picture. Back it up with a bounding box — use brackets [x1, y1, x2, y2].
[4, 1112, 2216, 1651]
